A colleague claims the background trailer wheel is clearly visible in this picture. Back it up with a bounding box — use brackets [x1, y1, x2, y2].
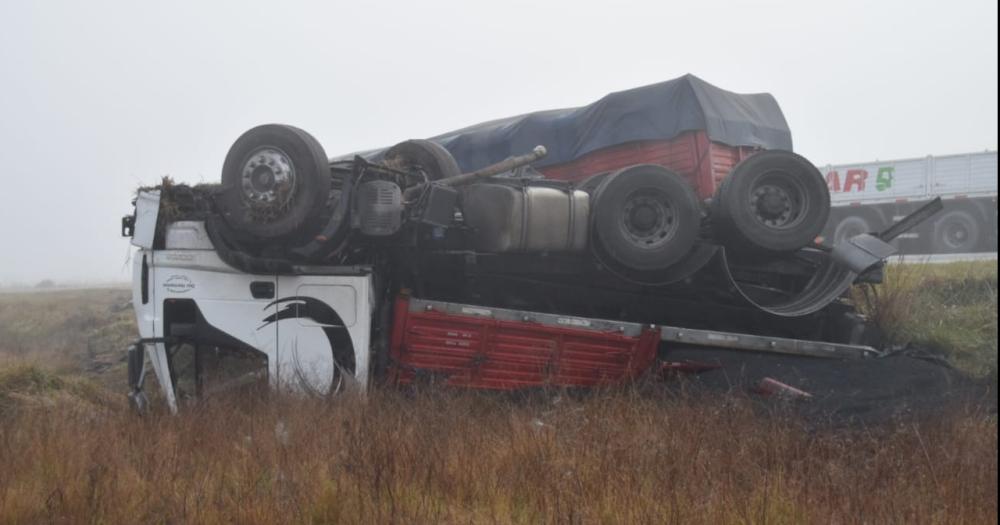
[591, 164, 700, 271]
[830, 208, 888, 246]
[932, 209, 981, 253]
[832, 215, 873, 245]
[713, 150, 830, 254]
[218, 124, 332, 240]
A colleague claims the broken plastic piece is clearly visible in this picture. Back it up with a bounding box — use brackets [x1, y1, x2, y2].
[754, 377, 813, 400]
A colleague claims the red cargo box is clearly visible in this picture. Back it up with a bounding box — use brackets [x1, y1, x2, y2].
[538, 130, 761, 200]
[389, 296, 660, 390]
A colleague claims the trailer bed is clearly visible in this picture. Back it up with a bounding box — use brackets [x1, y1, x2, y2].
[389, 295, 878, 390]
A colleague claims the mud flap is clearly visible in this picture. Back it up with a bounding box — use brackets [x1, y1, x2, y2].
[718, 198, 943, 317]
[718, 247, 860, 317]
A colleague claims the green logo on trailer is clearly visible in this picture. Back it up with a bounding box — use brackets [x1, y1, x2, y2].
[876, 166, 894, 192]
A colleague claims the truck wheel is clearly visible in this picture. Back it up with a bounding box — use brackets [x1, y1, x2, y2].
[832, 216, 872, 245]
[831, 209, 886, 245]
[713, 150, 830, 254]
[579, 172, 610, 194]
[591, 164, 700, 271]
[218, 124, 332, 240]
[384, 139, 460, 181]
[932, 209, 981, 253]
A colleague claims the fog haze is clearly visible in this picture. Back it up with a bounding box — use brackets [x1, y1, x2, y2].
[1, 0, 996, 284]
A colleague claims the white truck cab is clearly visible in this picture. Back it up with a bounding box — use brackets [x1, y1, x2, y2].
[127, 191, 373, 413]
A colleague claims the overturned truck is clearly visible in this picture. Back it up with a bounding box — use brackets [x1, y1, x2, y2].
[122, 75, 940, 411]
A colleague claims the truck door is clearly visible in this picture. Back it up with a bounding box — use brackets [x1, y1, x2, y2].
[163, 268, 278, 398]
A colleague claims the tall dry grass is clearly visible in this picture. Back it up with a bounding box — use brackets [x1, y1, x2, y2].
[0, 384, 996, 524]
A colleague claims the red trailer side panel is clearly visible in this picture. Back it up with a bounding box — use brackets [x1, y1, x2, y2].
[389, 296, 660, 390]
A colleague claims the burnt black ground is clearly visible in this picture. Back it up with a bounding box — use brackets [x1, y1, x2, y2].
[663, 346, 997, 426]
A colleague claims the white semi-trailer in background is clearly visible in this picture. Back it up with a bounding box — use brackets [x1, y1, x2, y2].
[819, 151, 997, 254]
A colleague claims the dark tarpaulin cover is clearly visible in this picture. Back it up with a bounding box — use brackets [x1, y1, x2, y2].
[337, 74, 792, 171]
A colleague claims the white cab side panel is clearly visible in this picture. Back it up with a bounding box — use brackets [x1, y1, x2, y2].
[275, 276, 373, 394]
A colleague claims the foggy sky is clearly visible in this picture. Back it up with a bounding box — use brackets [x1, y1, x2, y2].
[0, 0, 996, 284]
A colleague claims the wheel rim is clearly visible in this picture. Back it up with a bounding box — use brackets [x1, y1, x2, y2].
[240, 147, 297, 220]
[749, 170, 809, 230]
[618, 188, 679, 249]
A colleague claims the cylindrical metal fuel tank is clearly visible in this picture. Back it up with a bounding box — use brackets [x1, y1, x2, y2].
[461, 184, 589, 253]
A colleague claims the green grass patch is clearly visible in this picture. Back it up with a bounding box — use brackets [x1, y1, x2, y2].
[855, 260, 998, 377]
[0, 363, 121, 417]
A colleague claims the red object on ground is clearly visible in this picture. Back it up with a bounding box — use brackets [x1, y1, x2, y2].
[537, 131, 761, 199]
[754, 377, 813, 400]
[389, 296, 661, 390]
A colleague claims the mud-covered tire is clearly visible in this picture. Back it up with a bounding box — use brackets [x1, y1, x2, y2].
[218, 124, 331, 240]
[384, 139, 460, 181]
[713, 150, 830, 254]
[591, 164, 700, 271]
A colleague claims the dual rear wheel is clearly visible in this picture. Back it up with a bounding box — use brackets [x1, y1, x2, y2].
[591, 150, 831, 274]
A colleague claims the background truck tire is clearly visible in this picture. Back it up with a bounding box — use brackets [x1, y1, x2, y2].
[218, 124, 332, 240]
[713, 150, 830, 254]
[384, 139, 461, 181]
[932, 209, 981, 253]
[830, 208, 888, 246]
[833, 215, 873, 245]
[591, 164, 700, 271]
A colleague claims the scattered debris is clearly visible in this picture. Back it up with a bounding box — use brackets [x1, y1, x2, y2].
[754, 377, 813, 400]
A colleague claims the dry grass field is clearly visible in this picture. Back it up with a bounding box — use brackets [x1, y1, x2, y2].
[0, 262, 996, 524]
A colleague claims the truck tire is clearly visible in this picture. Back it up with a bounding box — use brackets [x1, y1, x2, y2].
[384, 139, 460, 181]
[831, 208, 887, 246]
[579, 172, 610, 194]
[932, 209, 981, 253]
[591, 164, 700, 271]
[832, 216, 872, 245]
[713, 150, 830, 254]
[218, 124, 332, 240]
[969, 198, 997, 251]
